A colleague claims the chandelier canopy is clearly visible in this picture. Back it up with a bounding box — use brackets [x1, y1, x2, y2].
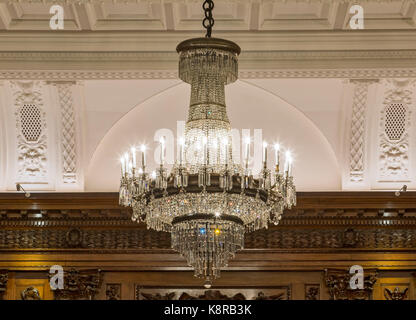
[119, 0, 296, 285]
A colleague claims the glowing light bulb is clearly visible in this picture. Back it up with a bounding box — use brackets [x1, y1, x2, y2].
[214, 228, 221, 235]
[274, 143, 280, 168]
[199, 228, 206, 235]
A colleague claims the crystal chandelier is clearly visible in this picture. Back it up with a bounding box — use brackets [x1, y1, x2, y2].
[119, 0, 296, 284]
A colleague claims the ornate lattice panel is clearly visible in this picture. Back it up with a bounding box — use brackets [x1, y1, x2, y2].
[19, 104, 43, 142]
[378, 80, 412, 182]
[384, 103, 407, 141]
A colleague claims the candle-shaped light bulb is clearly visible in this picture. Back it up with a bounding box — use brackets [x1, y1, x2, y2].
[138, 167, 143, 175]
[244, 136, 250, 168]
[274, 143, 280, 172]
[179, 137, 184, 166]
[151, 171, 156, 180]
[159, 137, 165, 165]
[285, 150, 292, 176]
[140, 145, 146, 169]
[262, 141, 268, 167]
[131, 146, 136, 169]
[124, 152, 129, 173]
[120, 157, 125, 175]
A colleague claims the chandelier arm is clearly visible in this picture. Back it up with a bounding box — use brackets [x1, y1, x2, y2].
[202, 0, 215, 38]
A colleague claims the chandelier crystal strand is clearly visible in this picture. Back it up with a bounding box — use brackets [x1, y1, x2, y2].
[118, 0, 296, 284]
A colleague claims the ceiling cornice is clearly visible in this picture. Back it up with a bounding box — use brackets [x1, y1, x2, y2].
[1, 31, 416, 79]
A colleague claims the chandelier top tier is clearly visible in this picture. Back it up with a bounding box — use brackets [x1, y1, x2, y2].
[177, 37, 241, 84]
[119, 0, 296, 284]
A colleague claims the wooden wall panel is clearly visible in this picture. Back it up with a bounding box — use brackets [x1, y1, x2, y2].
[0, 192, 414, 300]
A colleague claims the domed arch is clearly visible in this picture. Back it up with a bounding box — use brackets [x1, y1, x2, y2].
[85, 81, 341, 191]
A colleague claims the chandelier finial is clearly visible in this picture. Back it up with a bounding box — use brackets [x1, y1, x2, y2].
[202, 0, 215, 38]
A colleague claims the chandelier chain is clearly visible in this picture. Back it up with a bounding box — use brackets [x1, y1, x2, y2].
[202, 0, 215, 38]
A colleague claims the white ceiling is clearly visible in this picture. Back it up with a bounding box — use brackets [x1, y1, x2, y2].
[0, 0, 415, 31]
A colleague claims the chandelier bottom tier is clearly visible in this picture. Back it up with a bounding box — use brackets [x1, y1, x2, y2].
[171, 213, 244, 280]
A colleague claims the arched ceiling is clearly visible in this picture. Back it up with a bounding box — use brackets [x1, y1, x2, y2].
[86, 81, 341, 191]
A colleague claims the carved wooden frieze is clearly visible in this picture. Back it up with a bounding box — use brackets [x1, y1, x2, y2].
[106, 284, 121, 300]
[0, 270, 8, 300]
[384, 287, 409, 300]
[136, 286, 290, 300]
[325, 269, 378, 300]
[51, 268, 102, 300]
[21, 287, 41, 300]
[305, 284, 320, 300]
[1, 227, 416, 250]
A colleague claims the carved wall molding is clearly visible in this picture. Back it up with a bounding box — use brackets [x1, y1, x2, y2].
[305, 284, 320, 300]
[384, 287, 409, 300]
[348, 79, 378, 182]
[106, 284, 121, 300]
[21, 287, 42, 300]
[377, 79, 414, 182]
[136, 286, 291, 300]
[11, 81, 48, 183]
[1, 208, 416, 227]
[325, 269, 378, 300]
[2, 69, 416, 81]
[0, 270, 8, 300]
[51, 268, 102, 300]
[1, 227, 416, 250]
[54, 82, 78, 185]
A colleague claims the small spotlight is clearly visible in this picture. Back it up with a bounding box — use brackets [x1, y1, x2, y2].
[16, 183, 30, 198]
[395, 185, 407, 197]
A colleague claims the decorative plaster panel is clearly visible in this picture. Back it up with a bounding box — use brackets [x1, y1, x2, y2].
[2, 80, 57, 191]
[11, 81, 48, 182]
[377, 79, 414, 182]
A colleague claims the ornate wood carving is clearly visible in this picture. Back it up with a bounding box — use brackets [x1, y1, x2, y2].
[384, 287, 409, 300]
[106, 284, 121, 300]
[0, 227, 415, 250]
[65, 228, 83, 247]
[0, 193, 415, 251]
[136, 286, 290, 300]
[21, 287, 41, 300]
[305, 284, 320, 300]
[51, 268, 102, 300]
[325, 269, 378, 300]
[0, 270, 8, 300]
